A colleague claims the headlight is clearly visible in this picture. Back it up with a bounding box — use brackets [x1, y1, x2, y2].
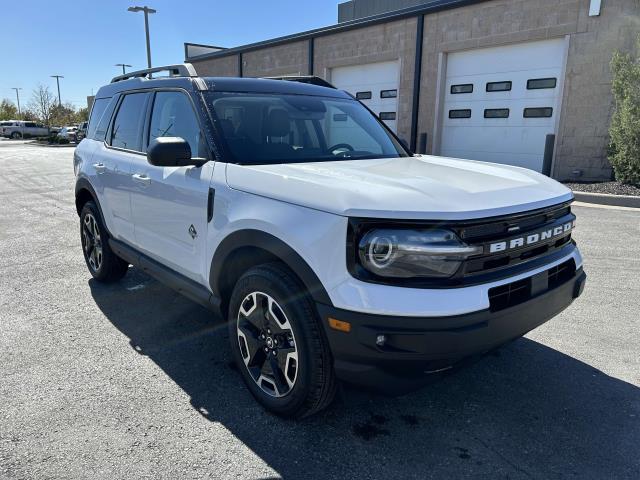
[358, 228, 482, 278]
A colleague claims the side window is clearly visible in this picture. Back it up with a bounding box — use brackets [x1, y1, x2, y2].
[87, 98, 109, 140]
[25, 122, 36, 128]
[110, 93, 148, 151]
[149, 91, 205, 158]
[94, 97, 118, 141]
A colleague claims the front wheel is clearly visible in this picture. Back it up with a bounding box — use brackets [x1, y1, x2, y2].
[228, 263, 337, 418]
[10, 131, 22, 139]
[80, 201, 129, 282]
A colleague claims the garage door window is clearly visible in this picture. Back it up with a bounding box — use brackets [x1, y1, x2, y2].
[379, 112, 396, 120]
[451, 84, 473, 94]
[484, 108, 510, 118]
[486, 81, 512, 92]
[356, 91, 372, 100]
[380, 89, 397, 99]
[523, 107, 553, 118]
[527, 78, 557, 90]
[449, 109, 472, 119]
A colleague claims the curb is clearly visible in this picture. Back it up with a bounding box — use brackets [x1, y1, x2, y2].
[573, 191, 640, 208]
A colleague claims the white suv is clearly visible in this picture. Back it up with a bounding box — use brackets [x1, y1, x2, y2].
[74, 64, 586, 418]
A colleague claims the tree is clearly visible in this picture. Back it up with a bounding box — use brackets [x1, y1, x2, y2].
[50, 102, 78, 127]
[0, 99, 18, 121]
[28, 84, 56, 127]
[609, 36, 640, 185]
[76, 107, 89, 122]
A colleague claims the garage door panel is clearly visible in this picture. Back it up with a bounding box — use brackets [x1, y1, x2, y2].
[444, 99, 557, 128]
[441, 38, 565, 172]
[442, 125, 550, 153]
[441, 149, 544, 170]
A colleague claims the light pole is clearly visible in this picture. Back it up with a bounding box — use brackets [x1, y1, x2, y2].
[115, 63, 133, 75]
[50, 75, 64, 106]
[128, 6, 156, 70]
[11, 88, 22, 118]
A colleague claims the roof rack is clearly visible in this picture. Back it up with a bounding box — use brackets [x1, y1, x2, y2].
[263, 75, 336, 89]
[111, 63, 198, 83]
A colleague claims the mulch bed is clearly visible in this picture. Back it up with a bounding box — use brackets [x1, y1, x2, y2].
[563, 181, 640, 197]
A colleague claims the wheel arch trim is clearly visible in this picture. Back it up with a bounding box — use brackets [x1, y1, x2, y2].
[75, 177, 111, 236]
[210, 229, 333, 307]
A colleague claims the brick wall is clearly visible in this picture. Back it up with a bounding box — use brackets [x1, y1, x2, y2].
[242, 41, 309, 77]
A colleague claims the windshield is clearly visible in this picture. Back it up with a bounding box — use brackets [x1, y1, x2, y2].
[205, 92, 409, 165]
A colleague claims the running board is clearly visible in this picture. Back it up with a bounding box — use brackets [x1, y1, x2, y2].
[109, 238, 222, 318]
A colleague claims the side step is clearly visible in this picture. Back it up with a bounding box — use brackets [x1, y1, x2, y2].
[109, 238, 222, 318]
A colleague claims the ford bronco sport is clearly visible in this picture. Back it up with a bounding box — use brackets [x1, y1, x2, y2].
[74, 64, 586, 418]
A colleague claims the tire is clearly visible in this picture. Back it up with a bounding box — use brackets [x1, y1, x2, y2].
[10, 131, 22, 139]
[228, 263, 337, 418]
[79, 201, 129, 283]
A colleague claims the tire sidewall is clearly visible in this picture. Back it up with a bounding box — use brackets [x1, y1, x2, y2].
[228, 267, 319, 416]
[80, 201, 107, 280]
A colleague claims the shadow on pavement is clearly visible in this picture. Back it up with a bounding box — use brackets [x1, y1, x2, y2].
[89, 268, 640, 480]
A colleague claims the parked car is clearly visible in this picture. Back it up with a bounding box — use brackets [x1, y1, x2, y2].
[58, 126, 78, 141]
[76, 121, 88, 141]
[74, 64, 586, 418]
[0, 120, 49, 139]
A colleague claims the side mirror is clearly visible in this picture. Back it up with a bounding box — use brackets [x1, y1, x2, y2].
[147, 137, 201, 167]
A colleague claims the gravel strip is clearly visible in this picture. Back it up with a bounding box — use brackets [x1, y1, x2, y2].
[564, 181, 640, 196]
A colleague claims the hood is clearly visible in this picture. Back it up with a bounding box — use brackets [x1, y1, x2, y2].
[225, 155, 573, 220]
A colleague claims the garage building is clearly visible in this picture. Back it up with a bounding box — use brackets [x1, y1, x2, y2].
[185, 0, 638, 181]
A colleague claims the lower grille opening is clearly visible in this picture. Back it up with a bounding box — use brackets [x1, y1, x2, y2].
[488, 259, 577, 312]
[548, 259, 575, 288]
[488, 278, 531, 311]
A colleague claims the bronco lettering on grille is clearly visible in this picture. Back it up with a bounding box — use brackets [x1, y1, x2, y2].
[489, 221, 574, 254]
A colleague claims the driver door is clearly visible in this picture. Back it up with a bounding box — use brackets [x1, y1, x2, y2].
[129, 90, 214, 284]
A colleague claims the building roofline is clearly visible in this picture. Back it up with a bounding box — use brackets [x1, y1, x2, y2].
[184, 0, 489, 62]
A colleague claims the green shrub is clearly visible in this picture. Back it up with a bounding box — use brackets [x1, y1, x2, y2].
[58, 137, 70, 145]
[609, 36, 640, 185]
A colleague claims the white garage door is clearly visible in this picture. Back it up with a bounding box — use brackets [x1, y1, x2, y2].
[330, 60, 400, 132]
[441, 38, 566, 172]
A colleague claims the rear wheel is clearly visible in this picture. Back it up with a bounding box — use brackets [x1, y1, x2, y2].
[10, 131, 22, 139]
[228, 263, 337, 418]
[80, 201, 129, 282]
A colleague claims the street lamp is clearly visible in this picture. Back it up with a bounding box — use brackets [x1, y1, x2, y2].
[11, 88, 22, 118]
[50, 75, 64, 106]
[128, 6, 156, 70]
[115, 63, 133, 75]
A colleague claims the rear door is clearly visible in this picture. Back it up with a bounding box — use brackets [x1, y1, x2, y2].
[129, 89, 214, 283]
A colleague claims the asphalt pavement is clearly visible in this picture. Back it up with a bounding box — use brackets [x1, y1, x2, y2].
[1, 140, 638, 479]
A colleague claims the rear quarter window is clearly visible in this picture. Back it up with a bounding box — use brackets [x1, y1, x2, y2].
[87, 98, 111, 140]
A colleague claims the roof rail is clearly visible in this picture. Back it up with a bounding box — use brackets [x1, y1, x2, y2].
[111, 63, 198, 83]
[263, 75, 336, 89]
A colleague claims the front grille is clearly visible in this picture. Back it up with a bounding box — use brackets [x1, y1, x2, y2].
[488, 259, 576, 311]
[454, 203, 575, 280]
[457, 205, 571, 243]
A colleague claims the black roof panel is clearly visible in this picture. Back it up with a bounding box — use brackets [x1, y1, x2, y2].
[204, 77, 350, 98]
[94, 75, 351, 99]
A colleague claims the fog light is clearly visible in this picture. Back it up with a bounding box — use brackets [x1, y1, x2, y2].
[376, 334, 386, 347]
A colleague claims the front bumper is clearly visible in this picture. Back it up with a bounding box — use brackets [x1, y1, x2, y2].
[317, 265, 586, 393]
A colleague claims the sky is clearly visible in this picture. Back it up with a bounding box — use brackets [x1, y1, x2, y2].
[2, 0, 339, 110]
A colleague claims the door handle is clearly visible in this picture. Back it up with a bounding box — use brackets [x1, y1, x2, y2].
[132, 173, 151, 186]
[92, 163, 106, 174]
